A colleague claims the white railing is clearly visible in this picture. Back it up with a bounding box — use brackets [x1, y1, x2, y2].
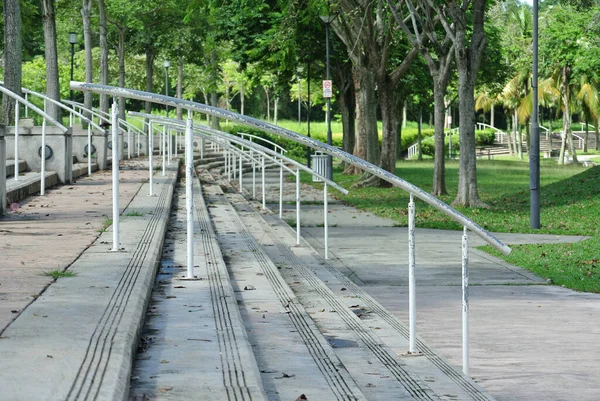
[236, 132, 287, 154]
[73, 82, 512, 377]
[0, 85, 67, 196]
[476, 122, 506, 144]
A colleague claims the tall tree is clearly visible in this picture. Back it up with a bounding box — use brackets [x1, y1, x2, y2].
[40, 0, 62, 121]
[2, 0, 22, 124]
[98, 0, 109, 114]
[435, 0, 488, 207]
[81, 0, 94, 124]
[387, 0, 455, 195]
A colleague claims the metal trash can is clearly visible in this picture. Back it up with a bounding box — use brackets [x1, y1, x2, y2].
[311, 151, 330, 182]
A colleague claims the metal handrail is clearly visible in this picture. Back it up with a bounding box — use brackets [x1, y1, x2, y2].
[130, 112, 348, 196]
[236, 132, 287, 154]
[0, 85, 66, 131]
[71, 82, 510, 255]
[23, 89, 103, 132]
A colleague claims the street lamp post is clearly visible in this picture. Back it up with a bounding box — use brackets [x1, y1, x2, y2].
[320, 15, 335, 181]
[164, 60, 171, 117]
[69, 32, 77, 101]
[530, 0, 540, 228]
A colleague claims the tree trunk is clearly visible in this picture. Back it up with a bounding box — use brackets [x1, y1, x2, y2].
[583, 118, 588, 153]
[274, 97, 279, 125]
[595, 119, 599, 151]
[339, 68, 356, 174]
[2, 0, 22, 125]
[98, 0, 109, 114]
[402, 103, 407, 129]
[356, 66, 379, 166]
[417, 107, 423, 160]
[378, 77, 401, 176]
[507, 111, 514, 157]
[210, 49, 220, 130]
[81, 0, 93, 126]
[176, 56, 183, 121]
[117, 25, 126, 121]
[346, 68, 368, 175]
[144, 46, 154, 133]
[559, 66, 575, 165]
[40, 0, 62, 122]
[490, 104, 495, 127]
[432, 85, 448, 195]
[452, 0, 487, 208]
[240, 81, 245, 115]
[264, 87, 270, 122]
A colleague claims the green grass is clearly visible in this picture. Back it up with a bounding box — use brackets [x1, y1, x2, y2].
[42, 269, 78, 279]
[125, 210, 145, 217]
[309, 159, 600, 292]
[97, 216, 113, 233]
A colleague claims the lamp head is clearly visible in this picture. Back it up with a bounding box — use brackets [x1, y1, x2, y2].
[69, 32, 77, 45]
[163, 60, 171, 69]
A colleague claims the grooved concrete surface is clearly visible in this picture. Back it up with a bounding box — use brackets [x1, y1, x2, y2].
[0, 160, 178, 401]
[278, 183, 599, 401]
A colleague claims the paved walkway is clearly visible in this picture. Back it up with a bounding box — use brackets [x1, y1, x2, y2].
[1, 159, 597, 401]
[0, 161, 150, 333]
[275, 185, 598, 401]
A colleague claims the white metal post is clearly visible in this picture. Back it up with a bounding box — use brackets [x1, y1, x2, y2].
[462, 226, 470, 376]
[252, 155, 256, 198]
[200, 138, 205, 160]
[24, 93, 28, 118]
[324, 183, 329, 259]
[408, 194, 417, 353]
[69, 112, 73, 128]
[174, 131, 178, 157]
[162, 125, 166, 176]
[186, 112, 194, 279]
[136, 131, 140, 157]
[111, 99, 121, 251]
[14, 103, 19, 181]
[261, 156, 266, 209]
[87, 124, 92, 176]
[127, 127, 131, 159]
[148, 121, 154, 196]
[41, 117, 47, 195]
[167, 129, 172, 166]
[296, 168, 300, 245]
[279, 165, 283, 218]
[238, 152, 243, 192]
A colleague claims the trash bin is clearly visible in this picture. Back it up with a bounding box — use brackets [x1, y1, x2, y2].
[312, 151, 330, 182]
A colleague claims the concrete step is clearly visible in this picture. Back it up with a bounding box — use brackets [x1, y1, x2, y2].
[5, 171, 59, 205]
[5, 160, 28, 178]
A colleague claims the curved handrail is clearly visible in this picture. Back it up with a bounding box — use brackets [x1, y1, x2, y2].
[72, 82, 511, 255]
[62, 100, 142, 137]
[129, 112, 348, 195]
[22, 89, 104, 132]
[236, 132, 287, 154]
[0, 85, 67, 131]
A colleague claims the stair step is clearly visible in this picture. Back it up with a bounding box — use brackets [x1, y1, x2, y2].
[5, 160, 28, 178]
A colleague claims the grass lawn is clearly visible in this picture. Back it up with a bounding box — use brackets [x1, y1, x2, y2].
[304, 159, 600, 293]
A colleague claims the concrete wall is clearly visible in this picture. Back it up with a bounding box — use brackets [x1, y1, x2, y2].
[4, 124, 73, 184]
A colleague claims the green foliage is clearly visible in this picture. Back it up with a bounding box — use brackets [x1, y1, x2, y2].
[418, 129, 497, 156]
[225, 124, 342, 161]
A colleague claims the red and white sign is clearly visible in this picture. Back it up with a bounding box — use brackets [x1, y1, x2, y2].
[322, 80, 333, 98]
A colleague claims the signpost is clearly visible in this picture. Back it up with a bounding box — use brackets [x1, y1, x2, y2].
[322, 80, 332, 98]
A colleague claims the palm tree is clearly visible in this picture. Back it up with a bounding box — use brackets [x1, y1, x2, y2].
[576, 76, 599, 153]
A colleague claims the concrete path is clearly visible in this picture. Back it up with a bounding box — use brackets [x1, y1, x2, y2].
[279, 183, 598, 401]
[0, 159, 178, 400]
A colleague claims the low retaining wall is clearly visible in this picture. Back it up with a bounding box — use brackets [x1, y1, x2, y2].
[4, 123, 73, 184]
